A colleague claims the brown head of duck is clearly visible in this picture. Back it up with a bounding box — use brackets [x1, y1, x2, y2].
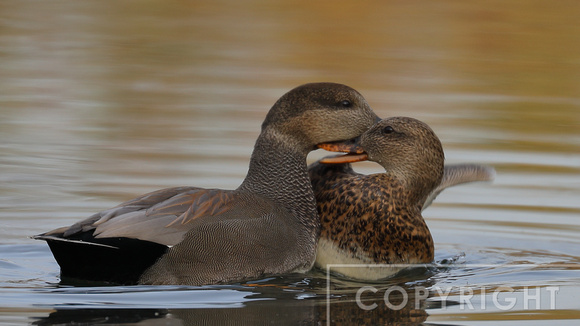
[34, 82, 379, 285]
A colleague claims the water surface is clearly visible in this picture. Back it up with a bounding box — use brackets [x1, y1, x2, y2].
[1, 0, 579, 325]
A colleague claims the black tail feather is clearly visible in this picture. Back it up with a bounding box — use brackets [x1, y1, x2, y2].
[34, 232, 168, 285]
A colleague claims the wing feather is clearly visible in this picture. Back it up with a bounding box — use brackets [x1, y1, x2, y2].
[423, 164, 495, 209]
[55, 187, 238, 246]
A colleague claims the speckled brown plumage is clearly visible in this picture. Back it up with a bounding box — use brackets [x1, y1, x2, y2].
[309, 117, 444, 278]
[311, 165, 435, 264]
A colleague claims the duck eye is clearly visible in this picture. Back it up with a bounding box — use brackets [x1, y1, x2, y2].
[339, 100, 352, 108]
[382, 126, 395, 134]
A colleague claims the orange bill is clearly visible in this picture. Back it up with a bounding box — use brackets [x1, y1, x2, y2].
[320, 153, 369, 164]
[317, 139, 365, 154]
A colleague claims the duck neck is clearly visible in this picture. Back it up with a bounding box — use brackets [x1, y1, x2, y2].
[238, 129, 320, 235]
[386, 172, 439, 211]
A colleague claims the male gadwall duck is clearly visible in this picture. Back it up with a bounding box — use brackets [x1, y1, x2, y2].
[34, 82, 379, 285]
[309, 117, 494, 280]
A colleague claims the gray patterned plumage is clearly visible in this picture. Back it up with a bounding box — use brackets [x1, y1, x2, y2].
[34, 82, 380, 285]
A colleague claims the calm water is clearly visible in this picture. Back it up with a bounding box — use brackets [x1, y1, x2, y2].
[1, 0, 579, 325]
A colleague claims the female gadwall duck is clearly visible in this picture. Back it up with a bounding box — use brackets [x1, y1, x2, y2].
[309, 117, 494, 280]
[34, 83, 379, 285]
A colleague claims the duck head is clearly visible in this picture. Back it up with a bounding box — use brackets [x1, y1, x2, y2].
[261, 83, 380, 152]
[321, 117, 445, 196]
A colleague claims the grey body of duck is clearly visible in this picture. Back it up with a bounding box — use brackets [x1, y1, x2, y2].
[34, 82, 380, 285]
[309, 117, 494, 280]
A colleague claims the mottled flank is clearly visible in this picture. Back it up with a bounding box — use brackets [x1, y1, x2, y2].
[310, 117, 489, 280]
[311, 164, 435, 265]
